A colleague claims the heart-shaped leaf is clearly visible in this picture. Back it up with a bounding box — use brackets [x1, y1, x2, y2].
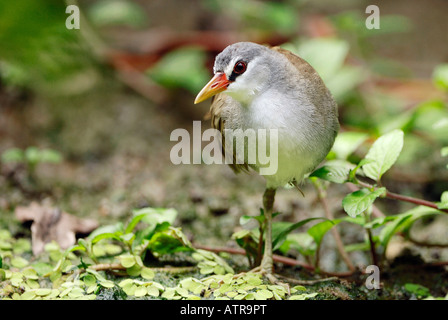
[342, 188, 386, 217]
[362, 129, 404, 182]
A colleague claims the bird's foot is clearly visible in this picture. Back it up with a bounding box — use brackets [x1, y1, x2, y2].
[234, 266, 290, 295]
[263, 272, 291, 295]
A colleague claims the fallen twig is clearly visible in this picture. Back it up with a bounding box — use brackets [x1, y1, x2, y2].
[278, 275, 339, 286]
[88, 263, 197, 274]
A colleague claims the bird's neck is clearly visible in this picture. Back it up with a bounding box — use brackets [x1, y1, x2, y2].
[226, 91, 257, 107]
[227, 82, 273, 107]
[226, 65, 272, 107]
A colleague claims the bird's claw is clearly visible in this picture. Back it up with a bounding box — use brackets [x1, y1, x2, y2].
[234, 267, 290, 295]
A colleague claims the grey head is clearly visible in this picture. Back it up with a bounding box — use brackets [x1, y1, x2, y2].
[212, 42, 286, 104]
[213, 42, 271, 77]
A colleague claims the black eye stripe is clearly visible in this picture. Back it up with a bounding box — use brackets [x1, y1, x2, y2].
[229, 61, 247, 81]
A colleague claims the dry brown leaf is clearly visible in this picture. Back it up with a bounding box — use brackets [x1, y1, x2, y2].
[15, 202, 98, 255]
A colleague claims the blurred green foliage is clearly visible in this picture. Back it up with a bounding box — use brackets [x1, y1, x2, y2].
[1, 147, 62, 166]
[147, 47, 210, 94]
[433, 64, 448, 91]
[282, 38, 365, 102]
[0, 1, 100, 96]
[1, 147, 63, 183]
[87, 0, 147, 28]
[204, 0, 299, 35]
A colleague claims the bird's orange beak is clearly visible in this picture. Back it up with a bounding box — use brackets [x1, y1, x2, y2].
[194, 73, 230, 104]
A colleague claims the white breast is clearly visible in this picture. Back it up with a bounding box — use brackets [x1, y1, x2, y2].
[226, 90, 325, 188]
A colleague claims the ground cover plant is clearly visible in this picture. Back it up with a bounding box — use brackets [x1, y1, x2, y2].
[0, 0, 448, 301]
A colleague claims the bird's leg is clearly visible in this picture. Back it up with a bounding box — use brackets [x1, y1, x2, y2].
[234, 188, 290, 294]
[258, 188, 290, 293]
[260, 187, 276, 275]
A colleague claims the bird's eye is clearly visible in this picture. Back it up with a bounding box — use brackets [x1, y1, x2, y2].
[233, 61, 247, 74]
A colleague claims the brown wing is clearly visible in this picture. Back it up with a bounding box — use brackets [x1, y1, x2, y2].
[209, 94, 250, 174]
[271, 46, 339, 136]
[270, 46, 325, 86]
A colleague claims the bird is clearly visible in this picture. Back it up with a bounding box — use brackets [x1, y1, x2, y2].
[194, 42, 339, 282]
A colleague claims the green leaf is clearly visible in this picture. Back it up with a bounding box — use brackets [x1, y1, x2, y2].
[147, 285, 160, 297]
[141, 267, 155, 280]
[147, 227, 193, 255]
[125, 213, 148, 234]
[240, 209, 283, 226]
[307, 219, 341, 248]
[281, 232, 316, 256]
[391, 206, 440, 236]
[255, 289, 273, 299]
[379, 213, 413, 249]
[100, 280, 115, 288]
[77, 238, 89, 251]
[1, 148, 25, 163]
[88, 223, 124, 243]
[24, 147, 40, 165]
[180, 278, 205, 295]
[272, 218, 326, 251]
[325, 65, 365, 101]
[148, 47, 209, 94]
[342, 188, 386, 217]
[289, 292, 318, 300]
[161, 288, 176, 299]
[231, 229, 251, 240]
[239, 213, 265, 225]
[82, 274, 96, 287]
[126, 264, 142, 277]
[362, 215, 395, 229]
[20, 290, 37, 300]
[404, 283, 430, 298]
[441, 147, 448, 157]
[11, 256, 29, 268]
[38, 149, 62, 163]
[143, 207, 178, 224]
[309, 160, 353, 184]
[31, 262, 53, 276]
[378, 206, 440, 252]
[344, 241, 371, 253]
[22, 268, 38, 280]
[119, 254, 136, 268]
[413, 100, 448, 143]
[88, 0, 147, 28]
[12, 238, 31, 254]
[288, 38, 349, 81]
[438, 191, 448, 210]
[120, 233, 135, 244]
[433, 64, 448, 91]
[362, 129, 404, 182]
[35, 288, 52, 296]
[134, 286, 147, 297]
[262, 2, 297, 34]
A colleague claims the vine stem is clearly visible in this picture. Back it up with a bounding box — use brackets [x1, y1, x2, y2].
[363, 211, 378, 267]
[355, 181, 448, 214]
